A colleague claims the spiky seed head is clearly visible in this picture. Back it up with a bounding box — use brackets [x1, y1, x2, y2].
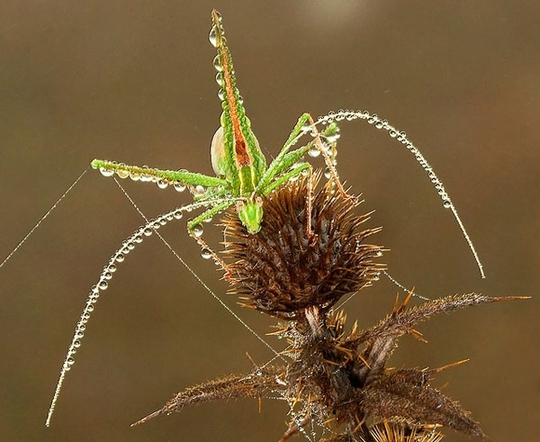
[222, 174, 385, 318]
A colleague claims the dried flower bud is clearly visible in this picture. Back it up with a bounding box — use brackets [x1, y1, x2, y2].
[222, 174, 384, 318]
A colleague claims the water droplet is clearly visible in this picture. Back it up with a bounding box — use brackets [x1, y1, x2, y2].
[173, 209, 183, 220]
[326, 132, 340, 143]
[133, 234, 143, 244]
[326, 111, 336, 123]
[129, 171, 141, 181]
[213, 55, 222, 71]
[201, 248, 213, 259]
[73, 340, 81, 348]
[308, 145, 321, 157]
[209, 25, 218, 47]
[174, 182, 186, 192]
[99, 167, 114, 177]
[107, 264, 117, 273]
[116, 169, 129, 179]
[193, 185, 206, 196]
[121, 246, 131, 255]
[324, 168, 332, 179]
[191, 223, 204, 237]
[215, 72, 224, 87]
[335, 110, 346, 121]
[98, 280, 108, 290]
[301, 123, 312, 134]
[103, 271, 113, 280]
[157, 180, 168, 189]
[442, 199, 452, 209]
[115, 253, 125, 263]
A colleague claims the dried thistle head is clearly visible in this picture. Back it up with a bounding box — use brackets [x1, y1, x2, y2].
[133, 174, 526, 441]
[223, 174, 384, 318]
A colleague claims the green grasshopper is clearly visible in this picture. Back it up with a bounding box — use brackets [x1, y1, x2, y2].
[45, 9, 484, 428]
[92, 10, 345, 241]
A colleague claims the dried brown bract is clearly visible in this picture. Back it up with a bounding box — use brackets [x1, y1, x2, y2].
[132, 174, 525, 441]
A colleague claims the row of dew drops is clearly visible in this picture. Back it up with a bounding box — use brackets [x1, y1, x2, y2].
[97, 108, 453, 218]
[45, 190, 222, 425]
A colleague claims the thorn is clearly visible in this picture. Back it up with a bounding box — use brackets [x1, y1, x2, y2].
[430, 359, 470, 374]
[131, 409, 162, 427]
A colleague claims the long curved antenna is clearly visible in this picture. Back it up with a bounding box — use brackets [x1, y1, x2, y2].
[45, 181, 283, 427]
[314, 110, 485, 279]
[45, 198, 214, 427]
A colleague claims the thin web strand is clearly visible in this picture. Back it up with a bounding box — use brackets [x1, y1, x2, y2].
[1, 169, 88, 270]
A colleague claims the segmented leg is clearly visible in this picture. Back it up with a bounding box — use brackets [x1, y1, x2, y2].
[45, 199, 208, 427]
[305, 113, 355, 202]
[185, 200, 237, 277]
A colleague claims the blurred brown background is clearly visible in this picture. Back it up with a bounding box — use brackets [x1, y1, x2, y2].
[0, 1, 538, 441]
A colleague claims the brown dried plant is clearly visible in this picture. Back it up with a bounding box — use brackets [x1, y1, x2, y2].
[131, 174, 525, 441]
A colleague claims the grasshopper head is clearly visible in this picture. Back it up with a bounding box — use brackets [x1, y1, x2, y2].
[236, 198, 263, 234]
